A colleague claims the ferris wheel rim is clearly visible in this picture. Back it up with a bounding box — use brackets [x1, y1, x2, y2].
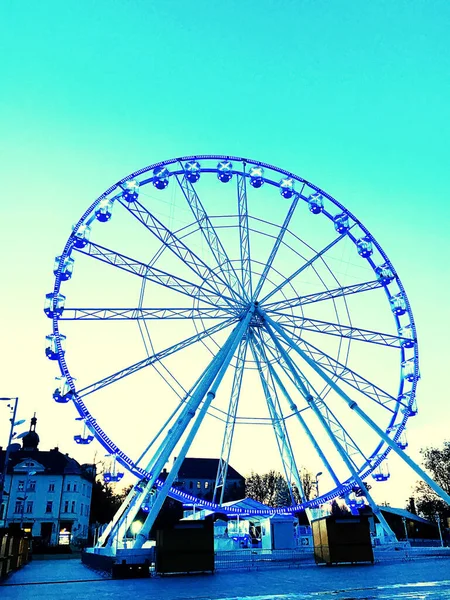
[47, 154, 419, 515]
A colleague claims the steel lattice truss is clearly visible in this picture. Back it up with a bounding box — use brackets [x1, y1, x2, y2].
[45, 154, 450, 550]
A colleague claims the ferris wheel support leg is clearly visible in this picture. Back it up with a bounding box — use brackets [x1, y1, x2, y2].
[213, 337, 248, 505]
[262, 311, 450, 509]
[249, 331, 304, 505]
[132, 307, 255, 549]
[263, 345, 341, 490]
[105, 314, 252, 548]
[262, 318, 396, 540]
[96, 484, 139, 547]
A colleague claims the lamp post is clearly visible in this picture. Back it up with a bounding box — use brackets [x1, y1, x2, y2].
[0, 397, 19, 526]
[436, 513, 444, 547]
[315, 472, 323, 498]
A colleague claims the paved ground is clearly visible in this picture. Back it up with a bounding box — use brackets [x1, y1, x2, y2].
[2, 556, 450, 599]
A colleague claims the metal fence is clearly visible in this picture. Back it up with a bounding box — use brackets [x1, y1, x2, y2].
[215, 548, 315, 571]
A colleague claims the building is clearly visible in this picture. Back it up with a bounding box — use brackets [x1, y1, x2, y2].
[0, 416, 95, 546]
[172, 457, 245, 502]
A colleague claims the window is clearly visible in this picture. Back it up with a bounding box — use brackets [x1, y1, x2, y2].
[80, 503, 84, 515]
[204, 481, 209, 489]
[26, 501, 33, 514]
[73, 483, 77, 492]
[85, 504, 89, 517]
[14, 501, 23, 513]
[28, 480, 36, 492]
[189, 481, 193, 489]
[18, 480, 25, 492]
[66, 483, 71, 492]
[197, 481, 201, 489]
[71, 500, 76, 513]
[63, 500, 69, 513]
[48, 483, 55, 492]
[46, 501, 53, 513]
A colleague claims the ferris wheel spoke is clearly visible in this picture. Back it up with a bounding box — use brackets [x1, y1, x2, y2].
[120, 199, 240, 310]
[213, 336, 248, 505]
[262, 313, 399, 412]
[175, 172, 246, 303]
[262, 312, 450, 511]
[249, 329, 304, 503]
[252, 195, 300, 301]
[236, 170, 253, 300]
[264, 279, 383, 313]
[60, 307, 233, 320]
[271, 314, 411, 348]
[260, 232, 347, 304]
[77, 317, 238, 398]
[75, 242, 235, 310]
[263, 333, 368, 472]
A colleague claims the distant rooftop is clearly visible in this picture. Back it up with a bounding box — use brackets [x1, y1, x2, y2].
[176, 457, 244, 481]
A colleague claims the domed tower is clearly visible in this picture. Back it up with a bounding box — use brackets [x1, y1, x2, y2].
[22, 414, 40, 451]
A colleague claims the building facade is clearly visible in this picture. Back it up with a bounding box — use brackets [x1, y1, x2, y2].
[172, 457, 245, 502]
[0, 417, 94, 546]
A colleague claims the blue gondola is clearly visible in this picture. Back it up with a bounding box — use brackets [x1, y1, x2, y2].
[53, 376, 75, 403]
[217, 160, 233, 183]
[333, 213, 350, 234]
[184, 160, 201, 183]
[74, 434, 94, 444]
[307, 193, 324, 214]
[249, 166, 264, 188]
[375, 263, 395, 286]
[356, 236, 373, 258]
[390, 293, 407, 316]
[401, 358, 416, 382]
[399, 325, 415, 347]
[45, 334, 66, 360]
[372, 462, 390, 481]
[122, 180, 139, 202]
[153, 167, 169, 190]
[44, 293, 66, 318]
[95, 199, 114, 222]
[397, 431, 408, 450]
[53, 256, 74, 281]
[279, 177, 294, 198]
[104, 472, 124, 483]
[72, 224, 91, 248]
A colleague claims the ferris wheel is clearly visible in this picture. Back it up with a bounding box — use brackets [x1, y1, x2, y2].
[45, 155, 448, 548]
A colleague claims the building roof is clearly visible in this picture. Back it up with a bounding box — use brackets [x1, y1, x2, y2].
[176, 457, 244, 481]
[0, 447, 94, 481]
[380, 506, 430, 524]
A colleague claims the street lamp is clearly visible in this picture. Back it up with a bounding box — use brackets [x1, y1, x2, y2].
[0, 397, 21, 525]
[436, 513, 444, 547]
[315, 472, 323, 498]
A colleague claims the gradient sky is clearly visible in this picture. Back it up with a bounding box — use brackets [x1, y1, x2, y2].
[1, 1, 449, 507]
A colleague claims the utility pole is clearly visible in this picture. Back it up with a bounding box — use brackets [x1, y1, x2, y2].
[0, 397, 19, 526]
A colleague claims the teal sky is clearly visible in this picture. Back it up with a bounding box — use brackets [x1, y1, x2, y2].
[1, 1, 449, 507]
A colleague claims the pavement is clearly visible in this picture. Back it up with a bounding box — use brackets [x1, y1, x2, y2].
[2, 555, 450, 599]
